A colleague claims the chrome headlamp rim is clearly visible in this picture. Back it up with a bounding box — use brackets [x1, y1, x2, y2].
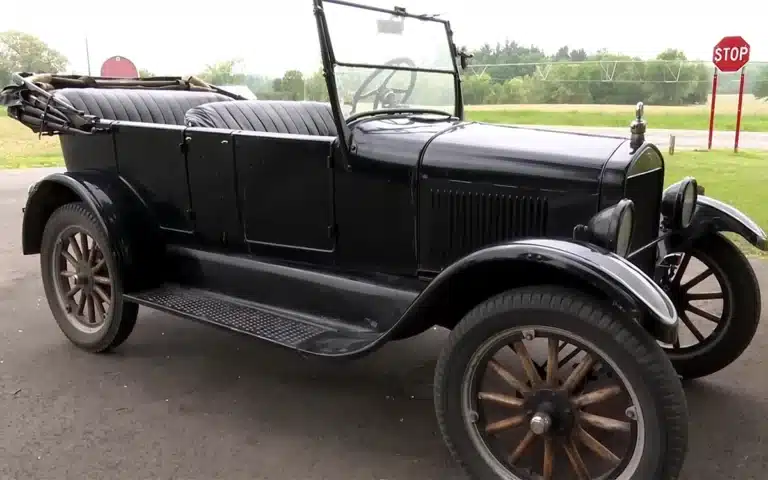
[586, 198, 635, 257]
[615, 201, 635, 257]
[662, 176, 698, 230]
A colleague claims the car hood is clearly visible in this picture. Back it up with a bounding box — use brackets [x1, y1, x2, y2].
[420, 122, 629, 193]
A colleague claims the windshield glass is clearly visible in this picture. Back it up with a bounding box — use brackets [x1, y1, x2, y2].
[322, 0, 457, 118]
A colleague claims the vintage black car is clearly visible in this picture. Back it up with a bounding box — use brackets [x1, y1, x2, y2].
[2, 0, 766, 478]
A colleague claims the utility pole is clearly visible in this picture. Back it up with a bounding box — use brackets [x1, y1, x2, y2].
[85, 35, 92, 75]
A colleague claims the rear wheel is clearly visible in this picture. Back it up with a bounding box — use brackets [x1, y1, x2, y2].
[434, 286, 688, 480]
[658, 233, 761, 379]
[40, 202, 139, 353]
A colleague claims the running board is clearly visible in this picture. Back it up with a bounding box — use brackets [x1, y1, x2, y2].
[124, 284, 381, 356]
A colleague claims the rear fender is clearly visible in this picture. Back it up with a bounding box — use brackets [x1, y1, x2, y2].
[685, 196, 767, 251]
[22, 171, 165, 292]
[392, 238, 679, 344]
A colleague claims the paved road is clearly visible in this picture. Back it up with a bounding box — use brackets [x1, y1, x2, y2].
[518, 125, 768, 151]
[1, 168, 768, 480]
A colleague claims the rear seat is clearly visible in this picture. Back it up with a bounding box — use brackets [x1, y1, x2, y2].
[53, 88, 233, 125]
[184, 100, 338, 137]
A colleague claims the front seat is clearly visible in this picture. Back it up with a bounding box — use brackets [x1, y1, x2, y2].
[184, 100, 338, 137]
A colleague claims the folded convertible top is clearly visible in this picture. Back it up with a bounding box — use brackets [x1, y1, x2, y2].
[0, 72, 244, 135]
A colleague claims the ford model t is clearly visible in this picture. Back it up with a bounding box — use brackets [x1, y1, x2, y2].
[2, 0, 766, 478]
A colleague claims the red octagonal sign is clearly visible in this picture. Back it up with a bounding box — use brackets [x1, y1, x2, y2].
[713, 36, 750, 72]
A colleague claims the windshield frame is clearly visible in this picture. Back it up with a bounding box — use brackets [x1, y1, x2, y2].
[313, 0, 464, 144]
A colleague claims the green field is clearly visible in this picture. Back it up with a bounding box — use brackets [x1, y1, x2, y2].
[663, 149, 767, 257]
[465, 109, 768, 131]
[465, 95, 768, 132]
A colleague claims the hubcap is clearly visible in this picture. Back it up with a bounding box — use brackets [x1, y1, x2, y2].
[463, 327, 643, 479]
[52, 228, 112, 333]
[529, 412, 551, 435]
[522, 388, 576, 437]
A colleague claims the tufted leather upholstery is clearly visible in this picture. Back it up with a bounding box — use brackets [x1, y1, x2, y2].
[185, 100, 338, 136]
[53, 88, 233, 125]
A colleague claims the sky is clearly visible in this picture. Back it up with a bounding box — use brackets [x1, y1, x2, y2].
[1, 0, 766, 78]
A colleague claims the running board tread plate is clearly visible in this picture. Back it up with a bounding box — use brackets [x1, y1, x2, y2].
[125, 285, 379, 356]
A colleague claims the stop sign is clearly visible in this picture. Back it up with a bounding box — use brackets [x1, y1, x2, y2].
[712, 36, 750, 72]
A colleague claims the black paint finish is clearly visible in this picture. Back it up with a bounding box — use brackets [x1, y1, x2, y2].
[21, 96, 701, 356]
[185, 127, 244, 251]
[23, 170, 164, 293]
[59, 128, 117, 173]
[687, 196, 768, 251]
[113, 122, 192, 234]
[234, 131, 336, 253]
[23, 110, 690, 354]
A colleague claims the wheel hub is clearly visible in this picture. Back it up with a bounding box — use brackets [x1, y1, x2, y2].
[74, 269, 90, 286]
[523, 389, 576, 437]
[529, 412, 551, 435]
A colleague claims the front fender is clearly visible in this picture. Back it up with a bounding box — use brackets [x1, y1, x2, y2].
[392, 238, 678, 344]
[688, 196, 767, 251]
[22, 171, 164, 292]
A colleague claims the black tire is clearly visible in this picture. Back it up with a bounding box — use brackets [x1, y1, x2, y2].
[434, 285, 688, 480]
[662, 232, 761, 379]
[40, 202, 139, 353]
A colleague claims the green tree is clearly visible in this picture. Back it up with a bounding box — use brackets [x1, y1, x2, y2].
[198, 59, 246, 85]
[138, 68, 154, 78]
[272, 70, 305, 100]
[245, 74, 274, 94]
[304, 69, 329, 101]
[0, 31, 69, 86]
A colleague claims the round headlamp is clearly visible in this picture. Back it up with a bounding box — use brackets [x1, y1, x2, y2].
[587, 199, 635, 257]
[661, 177, 698, 230]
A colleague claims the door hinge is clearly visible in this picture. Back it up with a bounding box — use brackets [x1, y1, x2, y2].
[179, 136, 191, 154]
[328, 224, 338, 239]
[326, 153, 334, 169]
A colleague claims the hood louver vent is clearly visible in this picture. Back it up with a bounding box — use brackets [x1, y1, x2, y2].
[425, 189, 549, 265]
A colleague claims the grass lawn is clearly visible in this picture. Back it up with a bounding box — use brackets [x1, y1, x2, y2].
[465, 94, 768, 132]
[664, 149, 768, 257]
[465, 109, 768, 132]
[0, 115, 62, 168]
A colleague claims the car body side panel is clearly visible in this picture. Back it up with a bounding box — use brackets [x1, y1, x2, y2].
[112, 122, 193, 235]
[332, 117, 455, 274]
[234, 131, 336, 254]
[59, 128, 117, 173]
[417, 122, 626, 271]
[185, 127, 245, 251]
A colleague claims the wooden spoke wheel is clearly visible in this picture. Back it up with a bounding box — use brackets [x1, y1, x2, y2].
[657, 233, 760, 379]
[52, 228, 112, 332]
[40, 202, 139, 353]
[434, 286, 688, 480]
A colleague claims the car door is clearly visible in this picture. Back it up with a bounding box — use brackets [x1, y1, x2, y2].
[233, 130, 336, 255]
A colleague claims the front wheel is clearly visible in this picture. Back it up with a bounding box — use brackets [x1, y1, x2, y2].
[658, 232, 761, 379]
[40, 202, 139, 353]
[434, 286, 688, 480]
